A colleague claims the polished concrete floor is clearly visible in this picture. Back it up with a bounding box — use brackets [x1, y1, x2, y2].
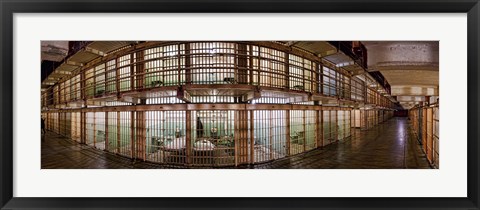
[41, 117, 432, 169]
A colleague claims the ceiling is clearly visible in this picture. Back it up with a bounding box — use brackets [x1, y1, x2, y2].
[362, 41, 439, 109]
[41, 41, 136, 90]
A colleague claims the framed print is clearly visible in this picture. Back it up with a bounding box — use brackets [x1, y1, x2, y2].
[1, 0, 479, 209]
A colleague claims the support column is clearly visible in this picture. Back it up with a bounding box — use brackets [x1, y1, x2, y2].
[286, 110, 291, 156]
[315, 110, 320, 148]
[93, 112, 96, 147]
[80, 111, 86, 144]
[284, 52, 289, 89]
[303, 110, 306, 152]
[130, 53, 135, 92]
[234, 110, 249, 166]
[248, 45, 254, 85]
[249, 110, 255, 164]
[237, 43, 248, 84]
[135, 50, 145, 89]
[185, 43, 191, 84]
[422, 105, 427, 153]
[177, 43, 182, 84]
[135, 111, 146, 161]
[117, 111, 120, 154]
[186, 110, 192, 165]
[81, 70, 86, 106]
[115, 57, 120, 98]
[320, 109, 324, 147]
[130, 111, 135, 159]
[335, 110, 338, 141]
[316, 63, 321, 94]
[364, 110, 368, 130]
[58, 112, 62, 135]
[105, 111, 109, 151]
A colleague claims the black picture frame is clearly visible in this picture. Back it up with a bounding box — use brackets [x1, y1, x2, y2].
[1, 0, 479, 209]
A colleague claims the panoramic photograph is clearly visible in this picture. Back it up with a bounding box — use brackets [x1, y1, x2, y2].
[40, 41, 439, 169]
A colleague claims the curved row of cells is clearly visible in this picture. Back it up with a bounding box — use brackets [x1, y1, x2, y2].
[408, 106, 439, 168]
[43, 109, 394, 167]
[42, 42, 393, 108]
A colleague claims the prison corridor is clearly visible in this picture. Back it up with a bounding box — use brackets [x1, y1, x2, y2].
[41, 117, 431, 169]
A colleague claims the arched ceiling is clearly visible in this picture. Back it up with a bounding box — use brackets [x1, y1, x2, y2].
[362, 41, 439, 109]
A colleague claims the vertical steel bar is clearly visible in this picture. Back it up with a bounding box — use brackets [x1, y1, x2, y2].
[286, 110, 290, 156]
[186, 110, 192, 165]
[250, 110, 254, 164]
[105, 111, 109, 151]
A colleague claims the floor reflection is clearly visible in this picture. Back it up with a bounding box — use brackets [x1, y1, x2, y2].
[41, 117, 431, 169]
